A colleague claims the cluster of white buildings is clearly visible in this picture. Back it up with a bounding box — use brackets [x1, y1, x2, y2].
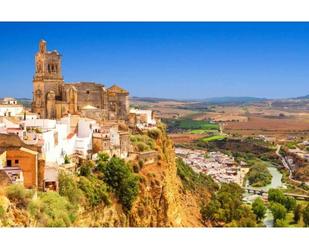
[0, 97, 37, 120]
[175, 147, 242, 184]
[129, 108, 157, 130]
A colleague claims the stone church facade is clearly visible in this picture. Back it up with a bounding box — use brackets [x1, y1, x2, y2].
[32, 40, 129, 121]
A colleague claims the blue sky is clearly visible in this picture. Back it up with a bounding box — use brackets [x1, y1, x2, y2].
[0, 22, 309, 99]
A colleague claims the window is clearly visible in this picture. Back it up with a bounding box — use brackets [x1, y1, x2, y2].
[86, 90, 90, 94]
[15, 160, 19, 164]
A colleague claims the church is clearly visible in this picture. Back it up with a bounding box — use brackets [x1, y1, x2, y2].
[32, 40, 129, 121]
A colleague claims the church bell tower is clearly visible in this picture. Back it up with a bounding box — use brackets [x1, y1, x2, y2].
[32, 40, 64, 119]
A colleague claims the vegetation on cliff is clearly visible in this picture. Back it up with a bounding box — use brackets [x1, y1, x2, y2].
[176, 158, 218, 193]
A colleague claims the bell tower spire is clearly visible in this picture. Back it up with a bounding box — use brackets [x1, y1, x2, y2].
[32, 40, 64, 119]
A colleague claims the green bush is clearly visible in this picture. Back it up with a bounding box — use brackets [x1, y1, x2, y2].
[130, 134, 155, 152]
[78, 176, 110, 207]
[303, 204, 309, 227]
[0, 206, 4, 218]
[79, 160, 95, 177]
[133, 164, 140, 173]
[5, 184, 33, 208]
[147, 128, 161, 140]
[58, 172, 83, 205]
[64, 154, 70, 164]
[176, 158, 218, 192]
[97, 152, 110, 163]
[28, 192, 76, 227]
[102, 157, 139, 212]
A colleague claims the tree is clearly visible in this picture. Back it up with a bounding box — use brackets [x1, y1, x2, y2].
[200, 182, 256, 227]
[201, 199, 220, 222]
[275, 219, 287, 227]
[303, 204, 309, 227]
[97, 152, 109, 163]
[293, 204, 302, 224]
[64, 154, 70, 164]
[103, 157, 139, 211]
[79, 160, 94, 177]
[252, 198, 266, 222]
[268, 189, 286, 204]
[270, 202, 287, 225]
[268, 189, 296, 211]
[284, 196, 296, 211]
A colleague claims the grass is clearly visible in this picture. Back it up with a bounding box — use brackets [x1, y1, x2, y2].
[190, 129, 219, 134]
[178, 119, 219, 130]
[201, 135, 226, 142]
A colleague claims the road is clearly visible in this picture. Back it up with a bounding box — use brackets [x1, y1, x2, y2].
[275, 144, 308, 190]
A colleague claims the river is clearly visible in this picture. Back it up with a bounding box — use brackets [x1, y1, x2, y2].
[243, 164, 284, 227]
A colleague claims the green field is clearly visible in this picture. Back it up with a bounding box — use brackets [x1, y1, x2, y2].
[190, 129, 219, 134]
[178, 119, 219, 130]
[201, 135, 226, 142]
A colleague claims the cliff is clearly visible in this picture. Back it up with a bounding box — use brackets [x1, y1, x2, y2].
[0, 124, 211, 227]
[75, 124, 208, 227]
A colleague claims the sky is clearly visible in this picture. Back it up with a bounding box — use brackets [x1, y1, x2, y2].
[0, 22, 309, 99]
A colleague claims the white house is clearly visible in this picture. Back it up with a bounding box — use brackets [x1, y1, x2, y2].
[130, 108, 156, 128]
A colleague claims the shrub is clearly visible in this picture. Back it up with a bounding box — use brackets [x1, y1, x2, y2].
[275, 219, 287, 227]
[147, 128, 161, 140]
[96, 152, 110, 163]
[58, 172, 83, 205]
[79, 160, 94, 177]
[130, 134, 155, 152]
[102, 157, 139, 212]
[28, 192, 76, 227]
[136, 142, 150, 152]
[176, 158, 218, 192]
[303, 204, 309, 227]
[64, 154, 70, 164]
[5, 184, 33, 208]
[133, 164, 140, 173]
[0, 206, 4, 218]
[78, 176, 110, 207]
[138, 159, 144, 168]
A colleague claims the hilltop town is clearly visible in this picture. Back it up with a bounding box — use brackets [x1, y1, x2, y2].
[0, 40, 309, 228]
[0, 40, 158, 192]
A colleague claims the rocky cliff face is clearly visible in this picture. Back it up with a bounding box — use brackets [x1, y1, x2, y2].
[0, 125, 208, 227]
[76, 125, 206, 227]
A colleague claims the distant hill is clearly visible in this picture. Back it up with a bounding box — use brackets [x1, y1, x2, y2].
[294, 94, 309, 100]
[130, 96, 186, 103]
[198, 96, 267, 105]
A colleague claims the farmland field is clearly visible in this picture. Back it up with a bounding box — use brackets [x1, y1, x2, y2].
[201, 135, 226, 142]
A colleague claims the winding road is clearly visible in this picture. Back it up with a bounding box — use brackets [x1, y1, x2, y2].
[275, 145, 308, 191]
